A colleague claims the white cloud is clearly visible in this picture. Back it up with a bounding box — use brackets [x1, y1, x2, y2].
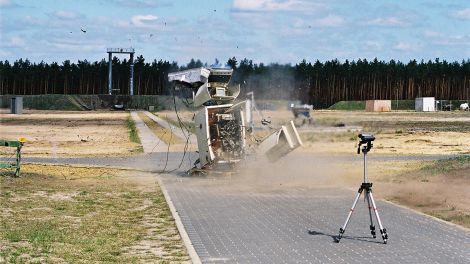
[54, 10, 81, 20]
[113, 0, 171, 8]
[130, 15, 159, 28]
[0, 49, 12, 57]
[424, 31, 470, 46]
[393, 42, 419, 51]
[232, 0, 322, 12]
[450, 8, 470, 20]
[365, 40, 382, 50]
[51, 41, 105, 52]
[424, 30, 443, 38]
[315, 14, 344, 27]
[230, 11, 276, 29]
[2, 36, 26, 48]
[0, 0, 13, 7]
[366, 17, 408, 27]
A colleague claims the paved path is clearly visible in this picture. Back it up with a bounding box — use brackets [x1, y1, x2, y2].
[161, 174, 470, 263]
[7, 153, 465, 171]
[9, 152, 197, 172]
[131, 111, 169, 153]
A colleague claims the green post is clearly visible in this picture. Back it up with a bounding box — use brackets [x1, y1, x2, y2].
[0, 139, 24, 177]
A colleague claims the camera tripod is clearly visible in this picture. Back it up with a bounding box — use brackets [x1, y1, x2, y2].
[336, 136, 388, 244]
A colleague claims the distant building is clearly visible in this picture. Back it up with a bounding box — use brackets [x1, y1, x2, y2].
[365, 100, 391, 112]
[415, 97, 435, 112]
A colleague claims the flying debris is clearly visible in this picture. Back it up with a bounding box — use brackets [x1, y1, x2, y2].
[168, 67, 302, 173]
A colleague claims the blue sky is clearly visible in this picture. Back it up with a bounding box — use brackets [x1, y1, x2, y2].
[1, 0, 469, 64]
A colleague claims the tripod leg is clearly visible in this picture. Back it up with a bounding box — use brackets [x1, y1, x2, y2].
[365, 190, 376, 238]
[368, 192, 388, 244]
[337, 189, 363, 242]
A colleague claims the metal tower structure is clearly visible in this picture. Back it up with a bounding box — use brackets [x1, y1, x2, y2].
[107, 48, 135, 95]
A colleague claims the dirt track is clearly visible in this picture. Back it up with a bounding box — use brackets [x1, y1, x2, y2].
[0, 110, 141, 157]
[158, 109, 470, 155]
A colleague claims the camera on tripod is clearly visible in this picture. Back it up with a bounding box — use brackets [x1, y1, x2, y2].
[357, 133, 375, 154]
[337, 132, 388, 244]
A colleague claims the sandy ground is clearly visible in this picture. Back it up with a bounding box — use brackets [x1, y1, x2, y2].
[158, 109, 470, 155]
[0, 109, 141, 157]
[297, 110, 470, 155]
[160, 109, 470, 227]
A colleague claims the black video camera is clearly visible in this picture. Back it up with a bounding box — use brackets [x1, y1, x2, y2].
[359, 133, 375, 143]
[357, 133, 375, 154]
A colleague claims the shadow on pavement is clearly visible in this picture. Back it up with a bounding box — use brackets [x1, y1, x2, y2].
[307, 230, 384, 244]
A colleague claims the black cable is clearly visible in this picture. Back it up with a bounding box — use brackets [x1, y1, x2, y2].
[161, 82, 192, 173]
[150, 128, 166, 153]
[164, 89, 193, 173]
[161, 114, 173, 172]
[174, 98, 195, 171]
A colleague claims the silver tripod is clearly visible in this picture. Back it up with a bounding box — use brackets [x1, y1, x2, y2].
[336, 134, 388, 244]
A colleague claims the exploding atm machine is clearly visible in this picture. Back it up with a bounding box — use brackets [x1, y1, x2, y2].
[168, 67, 302, 170]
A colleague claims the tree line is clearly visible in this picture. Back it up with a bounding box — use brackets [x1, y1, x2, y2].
[1, 56, 469, 107]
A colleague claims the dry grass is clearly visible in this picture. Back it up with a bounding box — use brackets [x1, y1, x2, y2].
[157, 109, 470, 155]
[294, 110, 470, 155]
[0, 164, 190, 263]
[374, 157, 470, 228]
[137, 112, 183, 145]
[0, 111, 142, 157]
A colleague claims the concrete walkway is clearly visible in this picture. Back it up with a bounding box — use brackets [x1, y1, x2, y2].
[161, 173, 470, 264]
[131, 111, 168, 153]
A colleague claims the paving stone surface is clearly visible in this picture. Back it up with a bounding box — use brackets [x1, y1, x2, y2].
[131, 111, 169, 153]
[161, 174, 470, 264]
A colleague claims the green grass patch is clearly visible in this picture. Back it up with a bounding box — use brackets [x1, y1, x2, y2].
[0, 94, 82, 110]
[328, 100, 365, 110]
[427, 210, 470, 228]
[127, 113, 141, 145]
[420, 156, 470, 176]
[328, 100, 416, 110]
[0, 164, 189, 263]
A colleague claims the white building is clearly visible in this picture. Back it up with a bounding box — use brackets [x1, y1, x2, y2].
[415, 97, 435, 112]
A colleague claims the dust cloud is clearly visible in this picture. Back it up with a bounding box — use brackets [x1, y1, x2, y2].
[232, 152, 362, 192]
